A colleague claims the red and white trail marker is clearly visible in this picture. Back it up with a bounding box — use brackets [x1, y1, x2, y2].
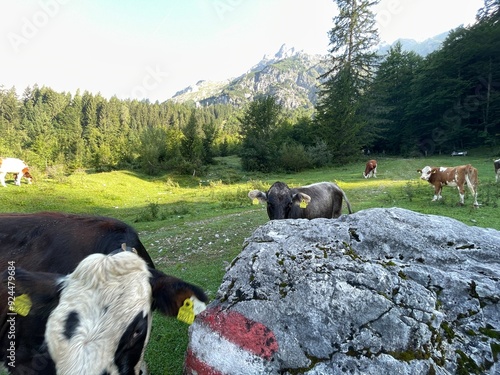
[185, 307, 279, 374]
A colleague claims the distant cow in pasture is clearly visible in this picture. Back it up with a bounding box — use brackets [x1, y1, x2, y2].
[363, 159, 377, 178]
[249, 181, 353, 220]
[0, 157, 32, 187]
[0, 212, 208, 375]
[494, 159, 500, 182]
[417, 164, 479, 207]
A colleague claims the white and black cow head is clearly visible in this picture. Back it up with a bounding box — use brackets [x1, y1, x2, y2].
[417, 166, 438, 181]
[10, 251, 208, 375]
[248, 181, 311, 220]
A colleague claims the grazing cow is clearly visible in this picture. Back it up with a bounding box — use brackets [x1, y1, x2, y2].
[494, 159, 500, 182]
[0, 158, 32, 187]
[249, 181, 353, 220]
[417, 164, 479, 207]
[0, 212, 208, 375]
[363, 159, 377, 178]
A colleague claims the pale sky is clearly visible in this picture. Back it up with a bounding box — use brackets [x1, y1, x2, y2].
[0, 0, 484, 102]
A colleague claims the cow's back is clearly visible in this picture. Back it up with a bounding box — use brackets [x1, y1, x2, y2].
[289, 187, 333, 219]
[428, 167, 454, 186]
[364, 160, 377, 177]
[0, 212, 154, 273]
[292, 182, 344, 219]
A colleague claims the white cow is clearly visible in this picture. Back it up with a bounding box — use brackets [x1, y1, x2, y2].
[0, 157, 32, 186]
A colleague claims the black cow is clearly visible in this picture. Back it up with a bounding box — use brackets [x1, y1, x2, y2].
[0, 212, 208, 375]
[0, 212, 155, 273]
[248, 181, 353, 220]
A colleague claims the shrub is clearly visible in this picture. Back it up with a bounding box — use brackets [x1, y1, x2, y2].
[278, 143, 312, 172]
[306, 140, 332, 167]
[46, 164, 67, 183]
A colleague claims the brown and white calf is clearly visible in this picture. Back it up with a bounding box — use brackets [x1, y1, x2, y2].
[363, 159, 377, 178]
[494, 159, 500, 182]
[417, 164, 479, 207]
[0, 157, 32, 187]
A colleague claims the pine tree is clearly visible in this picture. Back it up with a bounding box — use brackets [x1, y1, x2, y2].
[181, 110, 203, 165]
[315, 0, 380, 162]
[202, 121, 218, 164]
[476, 0, 499, 21]
[0, 86, 21, 155]
[366, 42, 423, 154]
[239, 96, 284, 172]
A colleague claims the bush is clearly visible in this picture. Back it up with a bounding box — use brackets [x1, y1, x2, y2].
[306, 140, 332, 167]
[248, 179, 269, 192]
[45, 164, 67, 183]
[240, 141, 276, 172]
[174, 159, 207, 177]
[215, 187, 250, 209]
[134, 200, 191, 222]
[278, 143, 312, 172]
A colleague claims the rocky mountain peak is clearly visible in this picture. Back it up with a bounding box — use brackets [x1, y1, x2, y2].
[170, 44, 327, 109]
[169, 35, 448, 109]
[274, 43, 296, 59]
[249, 43, 304, 76]
[259, 43, 298, 63]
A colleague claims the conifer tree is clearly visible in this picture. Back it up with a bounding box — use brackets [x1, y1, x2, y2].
[365, 42, 423, 154]
[239, 95, 283, 172]
[315, 0, 380, 162]
[181, 110, 203, 165]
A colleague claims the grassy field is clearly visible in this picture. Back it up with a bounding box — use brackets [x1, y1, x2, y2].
[2, 153, 499, 374]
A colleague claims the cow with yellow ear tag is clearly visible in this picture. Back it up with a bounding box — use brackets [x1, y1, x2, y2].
[249, 181, 352, 220]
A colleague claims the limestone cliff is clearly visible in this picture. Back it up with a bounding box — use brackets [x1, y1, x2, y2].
[170, 44, 328, 110]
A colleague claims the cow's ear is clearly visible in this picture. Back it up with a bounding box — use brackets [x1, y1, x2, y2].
[2, 268, 63, 317]
[149, 268, 208, 317]
[292, 193, 312, 205]
[248, 190, 267, 204]
[417, 169, 422, 173]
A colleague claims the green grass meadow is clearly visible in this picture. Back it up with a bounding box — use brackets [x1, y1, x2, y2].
[2, 153, 500, 374]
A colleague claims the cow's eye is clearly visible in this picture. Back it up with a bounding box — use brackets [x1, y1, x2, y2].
[129, 320, 147, 346]
[132, 326, 144, 340]
[119, 313, 149, 352]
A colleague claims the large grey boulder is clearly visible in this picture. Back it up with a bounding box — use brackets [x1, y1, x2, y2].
[185, 208, 500, 374]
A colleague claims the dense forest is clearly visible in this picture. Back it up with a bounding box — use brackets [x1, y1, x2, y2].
[0, 1, 498, 175]
[0, 89, 242, 175]
[367, 3, 500, 157]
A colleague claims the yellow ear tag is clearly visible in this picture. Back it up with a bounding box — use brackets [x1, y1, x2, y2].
[252, 198, 259, 205]
[300, 200, 308, 209]
[11, 294, 32, 317]
[177, 298, 195, 325]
